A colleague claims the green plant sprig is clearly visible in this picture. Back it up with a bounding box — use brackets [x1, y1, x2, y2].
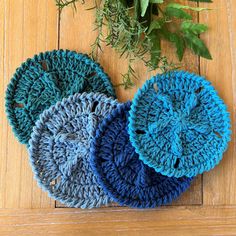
[55, 0, 213, 89]
[55, 0, 89, 11]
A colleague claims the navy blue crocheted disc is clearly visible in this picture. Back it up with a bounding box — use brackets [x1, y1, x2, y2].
[29, 92, 119, 208]
[129, 71, 231, 178]
[90, 102, 193, 208]
[6, 49, 116, 144]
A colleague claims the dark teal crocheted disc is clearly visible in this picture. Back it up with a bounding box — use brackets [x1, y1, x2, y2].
[129, 71, 231, 178]
[5, 49, 116, 144]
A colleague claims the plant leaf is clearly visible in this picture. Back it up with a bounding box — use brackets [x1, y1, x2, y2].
[165, 7, 192, 20]
[184, 33, 212, 59]
[170, 34, 185, 61]
[149, 30, 161, 67]
[167, 3, 210, 11]
[147, 19, 163, 34]
[141, 0, 164, 17]
[181, 21, 208, 34]
[150, 0, 164, 3]
[159, 27, 185, 61]
[140, 0, 149, 17]
[141, 3, 152, 28]
[134, 0, 141, 20]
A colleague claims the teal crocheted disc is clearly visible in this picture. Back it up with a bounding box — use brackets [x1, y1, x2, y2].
[129, 71, 231, 178]
[5, 49, 116, 144]
[29, 92, 119, 208]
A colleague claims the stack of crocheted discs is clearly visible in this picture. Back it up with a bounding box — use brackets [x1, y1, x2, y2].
[5, 50, 231, 208]
[91, 102, 193, 208]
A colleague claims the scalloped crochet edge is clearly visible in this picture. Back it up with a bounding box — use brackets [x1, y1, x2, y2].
[128, 70, 231, 178]
[90, 102, 193, 208]
[5, 49, 116, 144]
[28, 92, 118, 209]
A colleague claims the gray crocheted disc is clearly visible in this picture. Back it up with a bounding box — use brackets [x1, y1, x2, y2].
[29, 92, 119, 208]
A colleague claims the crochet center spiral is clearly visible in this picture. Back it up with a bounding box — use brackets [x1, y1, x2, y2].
[129, 71, 231, 178]
[29, 92, 118, 208]
[91, 102, 193, 208]
[5, 49, 115, 144]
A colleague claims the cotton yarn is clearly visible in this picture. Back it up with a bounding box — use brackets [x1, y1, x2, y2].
[5, 51, 231, 209]
[91, 102, 193, 208]
[29, 92, 118, 208]
[129, 71, 231, 178]
[5, 49, 115, 144]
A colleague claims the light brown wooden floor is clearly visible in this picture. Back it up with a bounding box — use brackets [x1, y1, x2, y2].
[0, 0, 235, 235]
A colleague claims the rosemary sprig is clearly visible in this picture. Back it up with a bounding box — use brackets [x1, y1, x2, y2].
[55, 0, 213, 89]
[55, 0, 78, 11]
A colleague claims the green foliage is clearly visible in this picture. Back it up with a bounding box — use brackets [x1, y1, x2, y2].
[166, 3, 210, 12]
[183, 33, 212, 59]
[55, 0, 81, 11]
[181, 21, 208, 34]
[55, 0, 213, 89]
[165, 7, 193, 20]
[141, 0, 164, 16]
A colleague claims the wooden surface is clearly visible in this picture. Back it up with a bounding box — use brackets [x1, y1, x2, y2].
[1, 206, 236, 236]
[0, 0, 235, 235]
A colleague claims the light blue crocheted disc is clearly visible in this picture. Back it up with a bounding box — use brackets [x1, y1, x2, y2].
[129, 71, 231, 178]
[5, 50, 116, 144]
[29, 92, 118, 208]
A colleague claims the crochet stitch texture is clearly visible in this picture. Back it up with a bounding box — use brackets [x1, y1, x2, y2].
[5, 49, 116, 144]
[29, 92, 118, 208]
[129, 71, 231, 178]
[91, 102, 193, 208]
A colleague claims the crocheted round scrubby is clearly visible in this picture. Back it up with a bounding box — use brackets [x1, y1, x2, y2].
[29, 92, 118, 208]
[5, 49, 115, 144]
[129, 71, 231, 178]
[90, 102, 193, 208]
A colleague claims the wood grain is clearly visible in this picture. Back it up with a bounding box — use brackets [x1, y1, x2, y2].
[0, 0, 6, 210]
[200, 0, 236, 205]
[1, 0, 236, 234]
[172, 176, 202, 205]
[1, 206, 236, 235]
[59, 2, 98, 52]
[0, 0, 58, 208]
